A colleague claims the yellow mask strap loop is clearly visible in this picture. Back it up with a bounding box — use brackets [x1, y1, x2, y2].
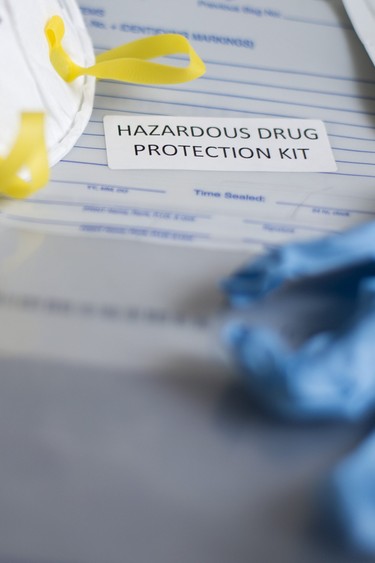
[45, 16, 206, 84]
[0, 113, 49, 199]
[0, 18, 205, 200]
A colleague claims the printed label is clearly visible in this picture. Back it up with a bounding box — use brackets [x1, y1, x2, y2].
[104, 116, 337, 172]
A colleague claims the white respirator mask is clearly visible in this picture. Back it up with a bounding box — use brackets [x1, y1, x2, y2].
[0, 0, 205, 199]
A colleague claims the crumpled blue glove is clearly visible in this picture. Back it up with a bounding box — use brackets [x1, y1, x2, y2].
[321, 429, 375, 555]
[221, 221, 375, 421]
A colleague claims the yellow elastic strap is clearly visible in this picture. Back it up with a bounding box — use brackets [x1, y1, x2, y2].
[45, 16, 206, 84]
[0, 113, 49, 199]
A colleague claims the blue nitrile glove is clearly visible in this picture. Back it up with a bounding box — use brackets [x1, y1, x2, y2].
[221, 221, 375, 421]
[222, 221, 375, 307]
[321, 429, 375, 555]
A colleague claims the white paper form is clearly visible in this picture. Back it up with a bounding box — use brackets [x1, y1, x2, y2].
[1, 0, 375, 252]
